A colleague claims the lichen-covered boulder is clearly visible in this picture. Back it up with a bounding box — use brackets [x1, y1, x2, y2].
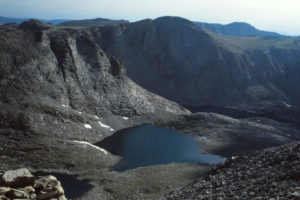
[34, 175, 65, 200]
[1, 168, 34, 187]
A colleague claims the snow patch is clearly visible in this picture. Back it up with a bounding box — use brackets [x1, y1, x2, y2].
[84, 124, 92, 129]
[165, 106, 176, 113]
[98, 121, 109, 128]
[98, 121, 114, 132]
[122, 117, 129, 120]
[197, 136, 207, 140]
[61, 104, 69, 107]
[282, 101, 291, 108]
[94, 115, 100, 119]
[73, 141, 108, 154]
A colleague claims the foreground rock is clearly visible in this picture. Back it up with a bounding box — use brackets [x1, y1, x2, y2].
[164, 141, 300, 200]
[0, 168, 66, 200]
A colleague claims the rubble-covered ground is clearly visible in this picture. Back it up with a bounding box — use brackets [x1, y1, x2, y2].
[164, 141, 300, 200]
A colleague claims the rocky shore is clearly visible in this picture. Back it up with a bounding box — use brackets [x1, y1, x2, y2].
[164, 141, 300, 200]
[0, 168, 66, 200]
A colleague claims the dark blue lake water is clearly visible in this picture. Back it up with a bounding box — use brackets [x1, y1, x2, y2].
[96, 124, 225, 171]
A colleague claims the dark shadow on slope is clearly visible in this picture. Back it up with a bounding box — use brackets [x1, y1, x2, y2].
[184, 105, 300, 130]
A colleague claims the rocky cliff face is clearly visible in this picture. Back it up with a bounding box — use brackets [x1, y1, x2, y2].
[90, 16, 300, 108]
[0, 21, 188, 141]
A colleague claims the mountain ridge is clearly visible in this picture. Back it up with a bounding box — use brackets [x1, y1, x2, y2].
[194, 21, 287, 37]
[58, 17, 129, 27]
[0, 16, 68, 25]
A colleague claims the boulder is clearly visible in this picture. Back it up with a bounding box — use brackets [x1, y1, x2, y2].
[0, 195, 8, 200]
[0, 187, 10, 195]
[6, 188, 29, 199]
[34, 176, 65, 200]
[58, 195, 67, 200]
[1, 169, 34, 187]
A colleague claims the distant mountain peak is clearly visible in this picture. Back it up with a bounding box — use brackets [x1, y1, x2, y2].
[194, 21, 286, 37]
[0, 16, 68, 25]
[160, 16, 203, 26]
[226, 22, 256, 28]
[58, 18, 129, 27]
[228, 21, 253, 25]
[155, 16, 193, 23]
[19, 19, 52, 31]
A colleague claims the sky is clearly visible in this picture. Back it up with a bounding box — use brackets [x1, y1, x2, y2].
[0, 0, 300, 35]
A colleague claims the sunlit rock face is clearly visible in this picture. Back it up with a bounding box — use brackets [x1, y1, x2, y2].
[0, 20, 189, 142]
